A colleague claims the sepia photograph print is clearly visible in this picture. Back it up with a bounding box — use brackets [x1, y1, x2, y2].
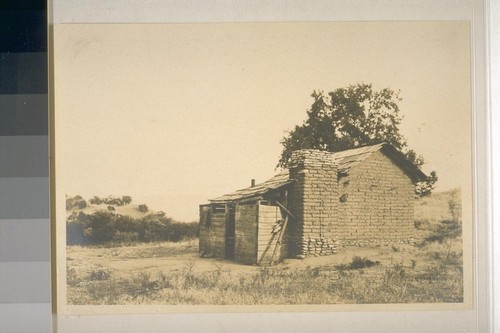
[53, 21, 472, 313]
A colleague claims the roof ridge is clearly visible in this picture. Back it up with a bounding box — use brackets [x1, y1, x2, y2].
[208, 142, 426, 203]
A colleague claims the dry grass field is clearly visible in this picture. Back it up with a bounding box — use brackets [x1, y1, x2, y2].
[66, 189, 463, 305]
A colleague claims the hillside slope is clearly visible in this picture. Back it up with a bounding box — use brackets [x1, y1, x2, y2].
[414, 188, 461, 223]
[66, 195, 160, 219]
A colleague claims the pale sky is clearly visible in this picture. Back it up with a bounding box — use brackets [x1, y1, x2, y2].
[54, 22, 471, 221]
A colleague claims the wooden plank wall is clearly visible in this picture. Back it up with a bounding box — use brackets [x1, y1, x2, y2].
[257, 204, 288, 264]
[234, 203, 258, 264]
[199, 206, 226, 258]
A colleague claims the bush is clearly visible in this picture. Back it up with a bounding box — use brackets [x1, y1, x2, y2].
[89, 196, 103, 205]
[66, 267, 80, 286]
[67, 220, 85, 245]
[414, 219, 431, 230]
[425, 220, 462, 243]
[66, 198, 73, 210]
[66, 195, 87, 210]
[115, 215, 139, 233]
[112, 231, 139, 244]
[104, 196, 123, 206]
[448, 190, 462, 223]
[349, 256, 379, 269]
[168, 222, 199, 241]
[121, 196, 132, 205]
[138, 204, 149, 213]
[66, 203, 199, 245]
[89, 269, 111, 281]
[88, 211, 116, 244]
[88, 195, 135, 206]
[66, 211, 89, 245]
[141, 216, 171, 242]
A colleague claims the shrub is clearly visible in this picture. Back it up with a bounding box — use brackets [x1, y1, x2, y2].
[66, 211, 89, 245]
[349, 256, 379, 269]
[89, 196, 103, 205]
[383, 263, 406, 284]
[169, 222, 199, 241]
[141, 216, 171, 242]
[66, 198, 73, 210]
[121, 196, 132, 205]
[66, 267, 80, 286]
[112, 231, 139, 244]
[103, 196, 125, 206]
[414, 219, 431, 230]
[77, 211, 89, 221]
[424, 220, 462, 244]
[391, 245, 400, 252]
[89, 269, 111, 281]
[66, 201, 199, 245]
[66, 195, 87, 210]
[67, 220, 85, 245]
[88, 211, 116, 244]
[129, 272, 166, 297]
[448, 190, 462, 223]
[138, 204, 149, 213]
[115, 215, 139, 234]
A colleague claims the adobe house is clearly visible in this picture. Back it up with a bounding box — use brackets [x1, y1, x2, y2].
[199, 142, 427, 265]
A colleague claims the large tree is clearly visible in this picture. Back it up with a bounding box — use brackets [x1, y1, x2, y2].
[278, 83, 437, 197]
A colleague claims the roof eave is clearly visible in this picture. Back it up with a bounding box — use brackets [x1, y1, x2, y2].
[208, 180, 294, 204]
[381, 144, 428, 183]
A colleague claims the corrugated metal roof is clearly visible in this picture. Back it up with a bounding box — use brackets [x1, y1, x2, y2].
[209, 171, 293, 203]
[208, 143, 427, 203]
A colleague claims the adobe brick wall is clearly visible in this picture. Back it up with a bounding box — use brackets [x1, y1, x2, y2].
[200, 147, 417, 263]
[288, 150, 339, 257]
[337, 150, 415, 245]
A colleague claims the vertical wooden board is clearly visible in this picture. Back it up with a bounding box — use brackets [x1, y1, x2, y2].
[198, 205, 211, 255]
[234, 204, 257, 264]
[257, 204, 284, 264]
[199, 210, 227, 258]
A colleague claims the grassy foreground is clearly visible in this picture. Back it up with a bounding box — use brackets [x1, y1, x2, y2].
[67, 236, 462, 305]
[66, 189, 463, 305]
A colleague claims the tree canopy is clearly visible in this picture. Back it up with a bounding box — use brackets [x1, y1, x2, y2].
[278, 83, 437, 197]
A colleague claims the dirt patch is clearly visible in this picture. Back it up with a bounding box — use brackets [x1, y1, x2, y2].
[66, 236, 463, 306]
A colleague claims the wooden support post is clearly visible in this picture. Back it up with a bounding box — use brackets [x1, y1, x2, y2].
[269, 192, 290, 265]
[258, 232, 278, 266]
[274, 200, 296, 220]
[270, 214, 288, 265]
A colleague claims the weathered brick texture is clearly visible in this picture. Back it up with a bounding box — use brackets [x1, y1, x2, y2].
[288, 150, 339, 257]
[200, 146, 418, 264]
[336, 150, 415, 245]
[288, 148, 415, 257]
